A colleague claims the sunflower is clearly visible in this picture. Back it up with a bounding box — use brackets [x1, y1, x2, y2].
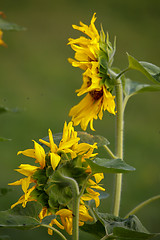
[0, 12, 7, 47]
[68, 13, 116, 130]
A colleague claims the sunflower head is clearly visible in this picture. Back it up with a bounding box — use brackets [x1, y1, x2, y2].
[9, 121, 105, 235]
[68, 13, 117, 131]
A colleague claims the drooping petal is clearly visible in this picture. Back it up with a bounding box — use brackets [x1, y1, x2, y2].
[17, 149, 35, 158]
[15, 164, 39, 176]
[50, 152, 61, 170]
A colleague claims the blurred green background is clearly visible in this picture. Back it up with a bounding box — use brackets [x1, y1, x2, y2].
[0, 0, 160, 239]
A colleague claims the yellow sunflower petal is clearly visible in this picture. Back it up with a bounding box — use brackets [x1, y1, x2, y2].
[50, 152, 61, 170]
[33, 140, 46, 168]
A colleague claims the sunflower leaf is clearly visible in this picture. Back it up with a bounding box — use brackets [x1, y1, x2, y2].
[39, 131, 109, 148]
[0, 202, 42, 229]
[127, 54, 160, 84]
[90, 210, 159, 239]
[0, 18, 26, 31]
[124, 78, 160, 97]
[86, 158, 135, 174]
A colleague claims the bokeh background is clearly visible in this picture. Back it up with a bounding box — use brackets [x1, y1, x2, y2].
[0, 0, 160, 239]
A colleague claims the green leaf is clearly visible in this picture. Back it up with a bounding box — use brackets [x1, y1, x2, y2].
[113, 227, 159, 240]
[80, 220, 106, 238]
[0, 18, 26, 31]
[0, 202, 61, 237]
[0, 202, 42, 229]
[78, 131, 110, 146]
[92, 210, 159, 240]
[140, 61, 160, 83]
[124, 78, 160, 97]
[41, 215, 56, 225]
[86, 158, 135, 174]
[40, 131, 109, 148]
[127, 54, 160, 84]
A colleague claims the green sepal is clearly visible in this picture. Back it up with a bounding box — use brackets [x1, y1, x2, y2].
[98, 49, 109, 70]
[47, 183, 72, 208]
[46, 166, 54, 177]
[86, 158, 135, 174]
[32, 168, 47, 185]
[45, 158, 88, 210]
[0, 18, 26, 31]
[127, 53, 160, 84]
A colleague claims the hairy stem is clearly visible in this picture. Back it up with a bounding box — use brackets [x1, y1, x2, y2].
[113, 78, 124, 216]
[57, 173, 80, 240]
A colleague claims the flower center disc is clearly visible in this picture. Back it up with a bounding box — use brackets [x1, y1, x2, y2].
[89, 89, 103, 100]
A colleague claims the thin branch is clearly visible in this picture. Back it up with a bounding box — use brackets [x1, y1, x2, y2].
[125, 195, 160, 219]
[41, 224, 67, 240]
[103, 145, 117, 159]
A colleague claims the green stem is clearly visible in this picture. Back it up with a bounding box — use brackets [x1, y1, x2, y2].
[113, 78, 124, 217]
[41, 224, 67, 240]
[100, 235, 109, 240]
[124, 195, 160, 218]
[57, 173, 80, 240]
[115, 68, 129, 80]
[79, 173, 92, 198]
[103, 145, 117, 159]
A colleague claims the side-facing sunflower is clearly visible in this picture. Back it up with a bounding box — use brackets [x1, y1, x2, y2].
[68, 13, 116, 131]
[9, 121, 105, 236]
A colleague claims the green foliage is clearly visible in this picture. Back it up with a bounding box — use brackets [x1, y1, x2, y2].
[0, 202, 41, 230]
[81, 210, 159, 239]
[40, 131, 110, 148]
[127, 54, 160, 84]
[86, 158, 135, 174]
[0, 18, 26, 31]
[124, 78, 160, 97]
[78, 132, 110, 146]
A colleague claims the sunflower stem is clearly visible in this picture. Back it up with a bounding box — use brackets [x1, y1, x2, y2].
[103, 145, 117, 159]
[41, 224, 67, 240]
[113, 78, 124, 216]
[56, 173, 80, 240]
[124, 195, 160, 219]
[115, 68, 129, 80]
